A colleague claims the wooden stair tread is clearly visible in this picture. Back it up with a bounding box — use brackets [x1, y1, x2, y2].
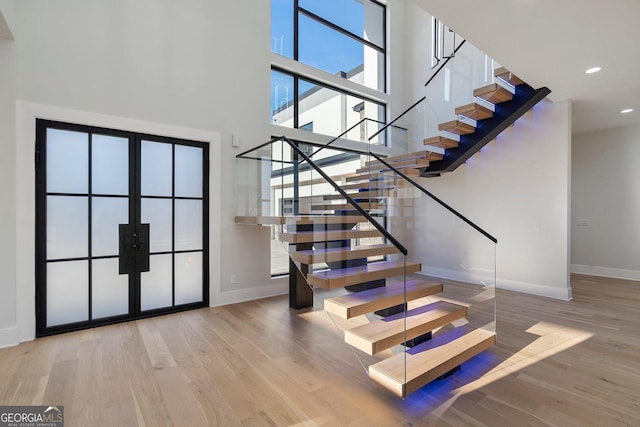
[235, 215, 365, 225]
[345, 172, 390, 182]
[271, 176, 327, 190]
[369, 326, 496, 397]
[307, 260, 421, 289]
[292, 243, 399, 264]
[344, 300, 467, 355]
[323, 190, 396, 201]
[473, 83, 513, 104]
[324, 280, 443, 319]
[279, 229, 381, 244]
[340, 180, 401, 191]
[423, 136, 459, 149]
[494, 67, 524, 86]
[366, 150, 443, 165]
[437, 120, 476, 135]
[454, 103, 493, 120]
[311, 202, 386, 211]
[345, 170, 420, 182]
[357, 158, 429, 174]
[394, 168, 421, 177]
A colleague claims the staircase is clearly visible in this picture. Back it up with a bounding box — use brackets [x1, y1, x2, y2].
[236, 198, 495, 398]
[235, 163, 497, 397]
[363, 67, 551, 178]
[234, 65, 549, 397]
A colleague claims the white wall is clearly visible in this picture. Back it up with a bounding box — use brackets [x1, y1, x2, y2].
[403, 100, 573, 300]
[571, 124, 640, 281]
[1, 0, 289, 348]
[395, 1, 573, 300]
[0, 1, 17, 346]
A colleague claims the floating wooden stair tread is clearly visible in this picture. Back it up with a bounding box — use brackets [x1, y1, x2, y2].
[307, 260, 421, 289]
[235, 215, 365, 225]
[343, 169, 420, 182]
[438, 120, 476, 135]
[311, 202, 386, 211]
[366, 150, 443, 166]
[340, 180, 401, 191]
[494, 67, 524, 86]
[356, 158, 429, 174]
[344, 300, 467, 355]
[279, 229, 381, 244]
[369, 326, 496, 397]
[323, 190, 396, 201]
[345, 172, 389, 182]
[473, 83, 513, 104]
[292, 243, 400, 265]
[324, 280, 443, 319]
[395, 168, 421, 177]
[423, 136, 459, 149]
[271, 176, 327, 190]
[455, 103, 493, 121]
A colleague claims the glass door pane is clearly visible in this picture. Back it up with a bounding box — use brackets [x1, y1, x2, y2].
[138, 138, 206, 313]
[37, 121, 208, 336]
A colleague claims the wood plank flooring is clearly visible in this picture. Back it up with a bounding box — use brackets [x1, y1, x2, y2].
[0, 273, 639, 426]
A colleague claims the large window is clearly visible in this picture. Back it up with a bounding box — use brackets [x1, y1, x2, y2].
[272, 0, 386, 92]
[271, 68, 386, 141]
[269, 0, 387, 276]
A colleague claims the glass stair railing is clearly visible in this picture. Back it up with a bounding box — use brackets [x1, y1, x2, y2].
[230, 32, 554, 398]
[235, 131, 497, 398]
[370, 40, 550, 177]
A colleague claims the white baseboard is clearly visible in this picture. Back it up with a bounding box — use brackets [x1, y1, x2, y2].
[497, 278, 572, 301]
[418, 268, 572, 301]
[571, 264, 640, 282]
[0, 326, 19, 349]
[211, 278, 288, 307]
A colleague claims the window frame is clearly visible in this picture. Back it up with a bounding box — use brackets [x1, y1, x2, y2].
[271, 66, 387, 133]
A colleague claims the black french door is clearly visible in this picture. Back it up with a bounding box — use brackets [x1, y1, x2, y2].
[35, 120, 209, 337]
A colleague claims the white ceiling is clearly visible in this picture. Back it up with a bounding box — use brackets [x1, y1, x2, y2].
[415, 0, 640, 135]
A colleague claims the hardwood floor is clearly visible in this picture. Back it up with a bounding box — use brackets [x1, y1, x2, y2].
[0, 273, 638, 426]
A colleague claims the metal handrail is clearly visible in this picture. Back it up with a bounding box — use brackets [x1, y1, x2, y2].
[235, 135, 497, 244]
[367, 40, 468, 142]
[281, 136, 408, 255]
[368, 152, 498, 244]
[309, 118, 407, 159]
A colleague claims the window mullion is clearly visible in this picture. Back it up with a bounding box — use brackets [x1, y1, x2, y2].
[297, 6, 385, 53]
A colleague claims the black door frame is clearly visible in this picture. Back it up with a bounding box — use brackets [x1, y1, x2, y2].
[35, 119, 210, 337]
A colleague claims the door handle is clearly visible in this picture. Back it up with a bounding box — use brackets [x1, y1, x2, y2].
[137, 224, 150, 273]
[119, 224, 135, 274]
[119, 223, 150, 274]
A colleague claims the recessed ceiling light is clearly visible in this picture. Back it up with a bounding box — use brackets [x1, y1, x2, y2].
[621, 108, 634, 114]
[585, 67, 602, 74]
